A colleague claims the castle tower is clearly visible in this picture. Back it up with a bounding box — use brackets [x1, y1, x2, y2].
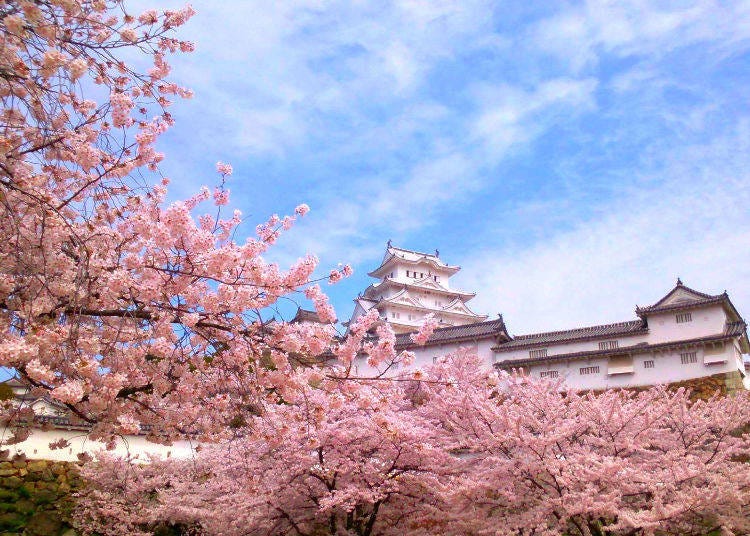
[348, 242, 487, 334]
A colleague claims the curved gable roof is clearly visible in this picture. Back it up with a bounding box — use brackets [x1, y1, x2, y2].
[368, 245, 460, 278]
[636, 280, 741, 321]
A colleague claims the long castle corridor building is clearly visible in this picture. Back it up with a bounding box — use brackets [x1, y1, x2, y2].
[349, 244, 750, 392]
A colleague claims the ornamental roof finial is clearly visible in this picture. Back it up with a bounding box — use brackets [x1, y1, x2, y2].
[387, 239, 392, 248]
[435, 249, 439, 257]
[677, 277, 683, 286]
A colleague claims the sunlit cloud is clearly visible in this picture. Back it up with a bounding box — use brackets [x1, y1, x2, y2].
[134, 0, 750, 326]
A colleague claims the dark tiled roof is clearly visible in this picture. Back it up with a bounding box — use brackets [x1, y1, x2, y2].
[636, 294, 727, 315]
[494, 320, 647, 352]
[290, 308, 335, 324]
[33, 414, 91, 431]
[388, 245, 442, 259]
[640, 281, 716, 307]
[395, 318, 509, 350]
[725, 320, 749, 337]
[495, 321, 748, 369]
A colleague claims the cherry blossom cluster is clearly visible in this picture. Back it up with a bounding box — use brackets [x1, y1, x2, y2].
[0, 0, 366, 447]
[77, 351, 750, 535]
[409, 313, 438, 345]
[328, 264, 353, 284]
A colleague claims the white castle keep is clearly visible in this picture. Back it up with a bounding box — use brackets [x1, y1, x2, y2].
[349, 243, 750, 392]
[347, 241, 487, 334]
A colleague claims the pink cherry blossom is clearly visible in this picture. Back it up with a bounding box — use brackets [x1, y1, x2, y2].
[119, 28, 138, 42]
[213, 187, 230, 206]
[0, 0, 360, 449]
[409, 313, 438, 345]
[215, 161, 233, 176]
[50, 381, 86, 404]
[76, 352, 750, 536]
[68, 58, 88, 80]
[328, 269, 343, 284]
[3, 15, 24, 35]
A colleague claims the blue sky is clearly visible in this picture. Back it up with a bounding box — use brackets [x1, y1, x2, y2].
[148, 0, 750, 335]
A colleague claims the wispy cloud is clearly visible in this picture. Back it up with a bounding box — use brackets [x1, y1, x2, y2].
[530, 1, 750, 72]
[132, 0, 750, 326]
[460, 122, 750, 334]
[471, 77, 599, 161]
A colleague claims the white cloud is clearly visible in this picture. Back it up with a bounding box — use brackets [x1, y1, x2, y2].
[459, 123, 750, 334]
[472, 78, 599, 160]
[531, 1, 750, 72]
[271, 73, 600, 274]
[162, 0, 500, 156]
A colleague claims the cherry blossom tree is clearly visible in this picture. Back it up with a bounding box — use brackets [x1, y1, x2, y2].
[0, 0, 367, 447]
[76, 351, 750, 536]
[76, 368, 454, 536]
[426, 351, 750, 536]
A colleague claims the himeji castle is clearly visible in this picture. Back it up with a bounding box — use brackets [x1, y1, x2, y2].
[347, 241, 487, 334]
[349, 243, 750, 393]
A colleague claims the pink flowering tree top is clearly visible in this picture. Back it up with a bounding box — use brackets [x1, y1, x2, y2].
[78, 372, 455, 536]
[76, 351, 750, 535]
[425, 351, 750, 536]
[0, 0, 370, 448]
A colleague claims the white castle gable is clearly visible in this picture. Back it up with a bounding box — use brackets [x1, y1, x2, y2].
[659, 287, 710, 306]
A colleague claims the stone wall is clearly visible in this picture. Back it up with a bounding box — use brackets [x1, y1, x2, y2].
[667, 370, 746, 399]
[0, 455, 81, 536]
[587, 371, 746, 401]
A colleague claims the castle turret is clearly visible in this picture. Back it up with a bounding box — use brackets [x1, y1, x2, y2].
[348, 243, 487, 334]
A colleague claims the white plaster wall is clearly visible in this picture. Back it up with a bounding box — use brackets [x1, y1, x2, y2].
[495, 332, 650, 364]
[386, 260, 453, 288]
[382, 305, 423, 330]
[522, 345, 742, 390]
[353, 339, 495, 377]
[2, 428, 199, 462]
[645, 305, 727, 343]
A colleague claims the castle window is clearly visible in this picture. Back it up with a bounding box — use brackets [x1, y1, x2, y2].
[434, 276, 439, 282]
[643, 360, 655, 369]
[580, 366, 600, 375]
[406, 270, 410, 277]
[676, 312, 693, 323]
[599, 340, 619, 350]
[680, 351, 697, 364]
[529, 349, 548, 359]
[420, 272, 424, 278]
[540, 370, 558, 379]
